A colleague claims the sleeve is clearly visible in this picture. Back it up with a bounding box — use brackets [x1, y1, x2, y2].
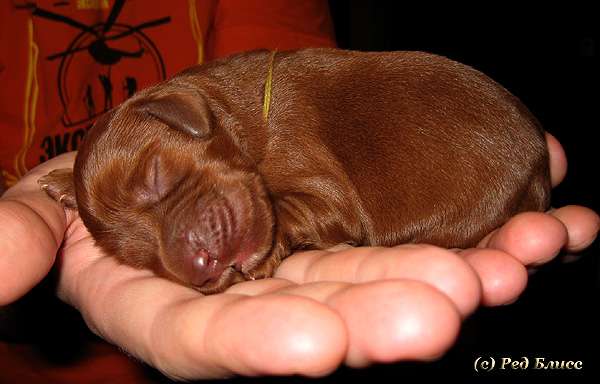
[206, 0, 337, 60]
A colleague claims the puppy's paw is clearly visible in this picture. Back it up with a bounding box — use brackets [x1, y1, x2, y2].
[245, 255, 281, 280]
[38, 168, 77, 209]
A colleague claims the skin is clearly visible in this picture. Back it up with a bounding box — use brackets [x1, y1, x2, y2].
[0, 133, 598, 380]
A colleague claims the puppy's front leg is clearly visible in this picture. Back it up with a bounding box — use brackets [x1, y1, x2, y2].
[38, 169, 77, 210]
[245, 225, 295, 280]
[245, 194, 361, 281]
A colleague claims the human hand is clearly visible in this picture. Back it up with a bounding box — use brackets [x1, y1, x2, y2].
[0, 132, 597, 380]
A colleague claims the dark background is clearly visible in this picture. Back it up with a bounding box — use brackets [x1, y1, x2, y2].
[326, 2, 599, 382]
[2, 2, 597, 383]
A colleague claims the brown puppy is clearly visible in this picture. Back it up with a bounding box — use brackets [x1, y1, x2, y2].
[39, 48, 550, 294]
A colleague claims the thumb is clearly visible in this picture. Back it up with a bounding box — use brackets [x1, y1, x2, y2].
[0, 152, 76, 304]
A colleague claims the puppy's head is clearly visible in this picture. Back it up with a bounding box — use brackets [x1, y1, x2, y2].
[72, 84, 274, 293]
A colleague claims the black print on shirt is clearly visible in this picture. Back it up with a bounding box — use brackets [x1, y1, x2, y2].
[28, 0, 169, 128]
[39, 125, 90, 163]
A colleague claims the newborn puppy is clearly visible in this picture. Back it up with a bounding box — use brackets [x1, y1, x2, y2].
[39, 48, 550, 294]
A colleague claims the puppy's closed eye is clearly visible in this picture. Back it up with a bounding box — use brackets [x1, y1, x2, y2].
[133, 146, 186, 204]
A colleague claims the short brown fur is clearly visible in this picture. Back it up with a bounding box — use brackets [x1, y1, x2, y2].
[39, 48, 550, 294]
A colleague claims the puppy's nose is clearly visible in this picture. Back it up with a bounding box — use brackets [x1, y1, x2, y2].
[184, 248, 221, 287]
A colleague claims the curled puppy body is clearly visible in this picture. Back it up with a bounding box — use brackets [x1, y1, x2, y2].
[39, 48, 551, 294]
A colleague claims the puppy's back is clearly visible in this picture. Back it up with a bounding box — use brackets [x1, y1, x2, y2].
[261, 49, 550, 248]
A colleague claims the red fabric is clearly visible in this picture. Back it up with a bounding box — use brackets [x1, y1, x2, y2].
[0, 1, 335, 382]
[0, 0, 335, 186]
[207, 0, 336, 58]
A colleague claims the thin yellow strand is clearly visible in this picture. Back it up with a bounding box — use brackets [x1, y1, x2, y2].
[188, 0, 204, 64]
[14, 18, 39, 179]
[263, 50, 277, 123]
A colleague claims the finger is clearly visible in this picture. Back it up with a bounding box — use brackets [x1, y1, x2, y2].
[0, 152, 77, 304]
[57, 244, 346, 380]
[324, 280, 460, 367]
[216, 279, 461, 372]
[230, 274, 467, 367]
[478, 211, 567, 266]
[549, 205, 600, 252]
[276, 244, 481, 317]
[264, 280, 460, 368]
[0, 200, 60, 304]
[197, 292, 346, 378]
[545, 132, 567, 187]
[460, 248, 528, 306]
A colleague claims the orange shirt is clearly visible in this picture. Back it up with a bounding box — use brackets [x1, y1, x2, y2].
[0, 0, 335, 186]
[0, 1, 335, 382]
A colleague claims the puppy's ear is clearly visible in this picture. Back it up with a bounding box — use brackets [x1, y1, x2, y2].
[136, 89, 212, 139]
[38, 168, 77, 210]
